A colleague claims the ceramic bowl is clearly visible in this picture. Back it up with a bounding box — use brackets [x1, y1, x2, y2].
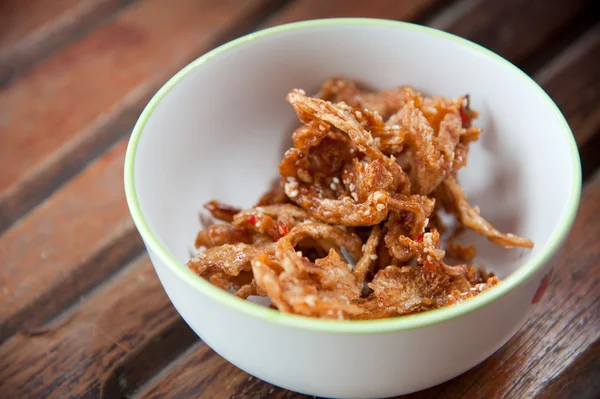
[124, 19, 581, 399]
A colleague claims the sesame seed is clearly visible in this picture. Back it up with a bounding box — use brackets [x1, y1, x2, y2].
[296, 251, 303, 256]
[332, 177, 340, 184]
[392, 124, 400, 129]
[369, 254, 378, 261]
[351, 192, 359, 202]
[289, 190, 299, 198]
[355, 111, 362, 118]
[319, 125, 326, 131]
[376, 203, 385, 211]
[349, 183, 355, 192]
[330, 182, 336, 190]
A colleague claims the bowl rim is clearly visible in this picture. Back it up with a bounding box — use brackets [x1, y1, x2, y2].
[124, 18, 581, 334]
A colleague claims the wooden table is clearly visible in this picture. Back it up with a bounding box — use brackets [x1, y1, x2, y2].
[0, 0, 598, 397]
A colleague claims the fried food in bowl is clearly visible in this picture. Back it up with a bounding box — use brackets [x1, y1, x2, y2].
[125, 19, 580, 398]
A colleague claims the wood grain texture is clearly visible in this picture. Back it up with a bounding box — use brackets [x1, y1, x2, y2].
[0, 256, 189, 399]
[264, 0, 449, 26]
[119, 171, 600, 399]
[0, 140, 140, 342]
[541, 339, 600, 399]
[430, 0, 589, 63]
[0, 0, 135, 84]
[0, 0, 281, 233]
[537, 24, 600, 147]
[138, 343, 311, 399]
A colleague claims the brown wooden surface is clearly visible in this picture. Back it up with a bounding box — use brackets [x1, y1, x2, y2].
[0, 0, 282, 233]
[0, 0, 135, 85]
[0, 0, 598, 398]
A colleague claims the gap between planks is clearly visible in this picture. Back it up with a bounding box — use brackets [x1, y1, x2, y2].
[0, 0, 293, 235]
[0, 0, 139, 86]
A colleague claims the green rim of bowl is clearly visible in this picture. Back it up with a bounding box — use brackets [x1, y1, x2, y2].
[124, 18, 581, 334]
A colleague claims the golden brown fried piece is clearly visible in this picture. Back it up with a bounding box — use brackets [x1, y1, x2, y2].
[360, 265, 451, 319]
[255, 179, 289, 206]
[279, 223, 363, 260]
[188, 243, 269, 297]
[194, 224, 253, 249]
[353, 224, 382, 289]
[445, 237, 477, 262]
[187, 78, 533, 320]
[447, 276, 500, 305]
[396, 101, 447, 195]
[204, 200, 241, 223]
[316, 77, 417, 120]
[188, 243, 261, 278]
[438, 176, 534, 248]
[252, 223, 365, 319]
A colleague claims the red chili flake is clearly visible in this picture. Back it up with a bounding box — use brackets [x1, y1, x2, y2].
[273, 222, 289, 241]
[278, 222, 289, 236]
[416, 232, 425, 242]
[247, 215, 257, 225]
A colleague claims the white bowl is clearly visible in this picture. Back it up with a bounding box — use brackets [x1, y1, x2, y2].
[124, 19, 581, 398]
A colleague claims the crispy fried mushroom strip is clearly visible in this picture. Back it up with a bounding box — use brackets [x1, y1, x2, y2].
[447, 276, 500, 305]
[252, 225, 364, 319]
[360, 266, 452, 319]
[278, 223, 363, 262]
[439, 176, 534, 248]
[188, 243, 260, 278]
[282, 91, 412, 225]
[396, 101, 447, 195]
[194, 225, 253, 249]
[353, 225, 383, 289]
[204, 200, 241, 222]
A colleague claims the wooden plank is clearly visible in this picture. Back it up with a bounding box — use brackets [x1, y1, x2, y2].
[536, 24, 600, 147]
[0, 256, 196, 398]
[138, 343, 312, 399]
[0, 0, 133, 84]
[429, 0, 589, 63]
[266, 0, 589, 66]
[540, 340, 600, 399]
[0, 0, 281, 233]
[124, 170, 600, 399]
[0, 140, 142, 342]
[264, 0, 449, 26]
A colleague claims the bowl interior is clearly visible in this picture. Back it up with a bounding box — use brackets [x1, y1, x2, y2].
[132, 21, 576, 288]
